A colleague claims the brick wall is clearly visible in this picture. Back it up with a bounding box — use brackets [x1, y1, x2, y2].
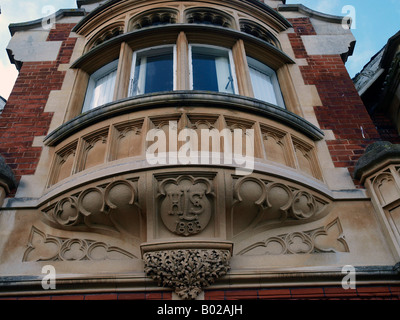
[0, 23, 77, 193]
[1, 286, 399, 300]
[287, 18, 382, 183]
[205, 285, 400, 300]
[0, 291, 172, 300]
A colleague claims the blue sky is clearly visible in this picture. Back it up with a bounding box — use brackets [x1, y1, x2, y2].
[0, 0, 399, 99]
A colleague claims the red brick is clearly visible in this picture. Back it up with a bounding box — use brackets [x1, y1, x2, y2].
[51, 295, 85, 300]
[356, 286, 392, 297]
[205, 290, 226, 300]
[118, 293, 146, 300]
[84, 293, 118, 300]
[225, 290, 259, 300]
[324, 286, 358, 298]
[18, 296, 52, 300]
[258, 288, 292, 299]
[0, 23, 77, 192]
[290, 287, 325, 298]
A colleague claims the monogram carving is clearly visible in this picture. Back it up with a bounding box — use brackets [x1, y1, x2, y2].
[42, 179, 142, 239]
[232, 176, 331, 241]
[143, 248, 231, 300]
[23, 227, 136, 262]
[158, 176, 213, 236]
[237, 218, 349, 255]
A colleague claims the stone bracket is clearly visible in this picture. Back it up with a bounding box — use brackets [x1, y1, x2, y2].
[141, 241, 233, 300]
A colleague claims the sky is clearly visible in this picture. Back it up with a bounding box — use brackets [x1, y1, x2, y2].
[0, 0, 399, 100]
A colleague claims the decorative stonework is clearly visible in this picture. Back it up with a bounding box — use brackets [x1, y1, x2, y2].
[231, 176, 331, 240]
[42, 179, 142, 239]
[142, 242, 232, 300]
[186, 9, 233, 28]
[23, 227, 136, 262]
[158, 176, 214, 237]
[237, 218, 349, 255]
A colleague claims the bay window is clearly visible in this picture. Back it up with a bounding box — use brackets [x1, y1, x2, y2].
[80, 43, 288, 114]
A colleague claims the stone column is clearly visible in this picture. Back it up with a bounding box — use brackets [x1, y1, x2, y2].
[0, 156, 17, 207]
[354, 142, 400, 260]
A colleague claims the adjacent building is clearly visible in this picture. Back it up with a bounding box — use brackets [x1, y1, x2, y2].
[0, 0, 399, 300]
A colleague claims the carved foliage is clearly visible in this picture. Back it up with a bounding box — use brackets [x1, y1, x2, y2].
[158, 176, 214, 236]
[238, 218, 349, 255]
[43, 179, 141, 239]
[232, 176, 331, 239]
[143, 249, 231, 300]
[23, 227, 136, 262]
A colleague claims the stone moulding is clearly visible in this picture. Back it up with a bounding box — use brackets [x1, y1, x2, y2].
[44, 91, 324, 146]
[141, 241, 233, 300]
[354, 141, 400, 182]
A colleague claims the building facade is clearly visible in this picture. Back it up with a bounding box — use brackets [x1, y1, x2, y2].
[0, 0, 399, 300]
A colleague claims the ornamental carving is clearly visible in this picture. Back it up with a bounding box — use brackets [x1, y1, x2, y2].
[231, 176, 331, 240]
[143, 248, 231, 300]
[237, 218, 349, 255]
[42, 179, 142, 240]
[158, 176, 214, 236]
[23, 227, 136, 262]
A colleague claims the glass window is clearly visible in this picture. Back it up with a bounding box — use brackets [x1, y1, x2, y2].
[82, 59, 118, 112]
[190, 45, 237, 94]
[247, 56, 285, 108]
[130, 46, 175, 96]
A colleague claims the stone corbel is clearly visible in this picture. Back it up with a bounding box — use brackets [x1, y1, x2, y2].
[0, 156, 17, 207]
[141, 241, 233, 300]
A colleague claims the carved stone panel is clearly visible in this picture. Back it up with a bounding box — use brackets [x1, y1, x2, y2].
[23, 227, 136, 262]
[79, 129, 109, 171]
[237, 218, 349, 256]
[157, 175, 214, 237]
[42, 179, 142, 241]
[111, 119, 144, 160]
[231, 176, 331, 243]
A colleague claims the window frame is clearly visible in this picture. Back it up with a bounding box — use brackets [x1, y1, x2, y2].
[188, 44, 239, 95]
[129, 45, 177, 97]
[247, 56, 286, 109]
[82, 59, 119, 113]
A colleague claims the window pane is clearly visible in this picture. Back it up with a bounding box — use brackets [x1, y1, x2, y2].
[247, 57, 285, 108]
[249, 66, 277, 105]
[145, 53, 173, 93]
[191, 47, 235, 94]
[132, 49, 174, 96]
[84, 60, 118, 112]
[192, 52, 218, 91]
